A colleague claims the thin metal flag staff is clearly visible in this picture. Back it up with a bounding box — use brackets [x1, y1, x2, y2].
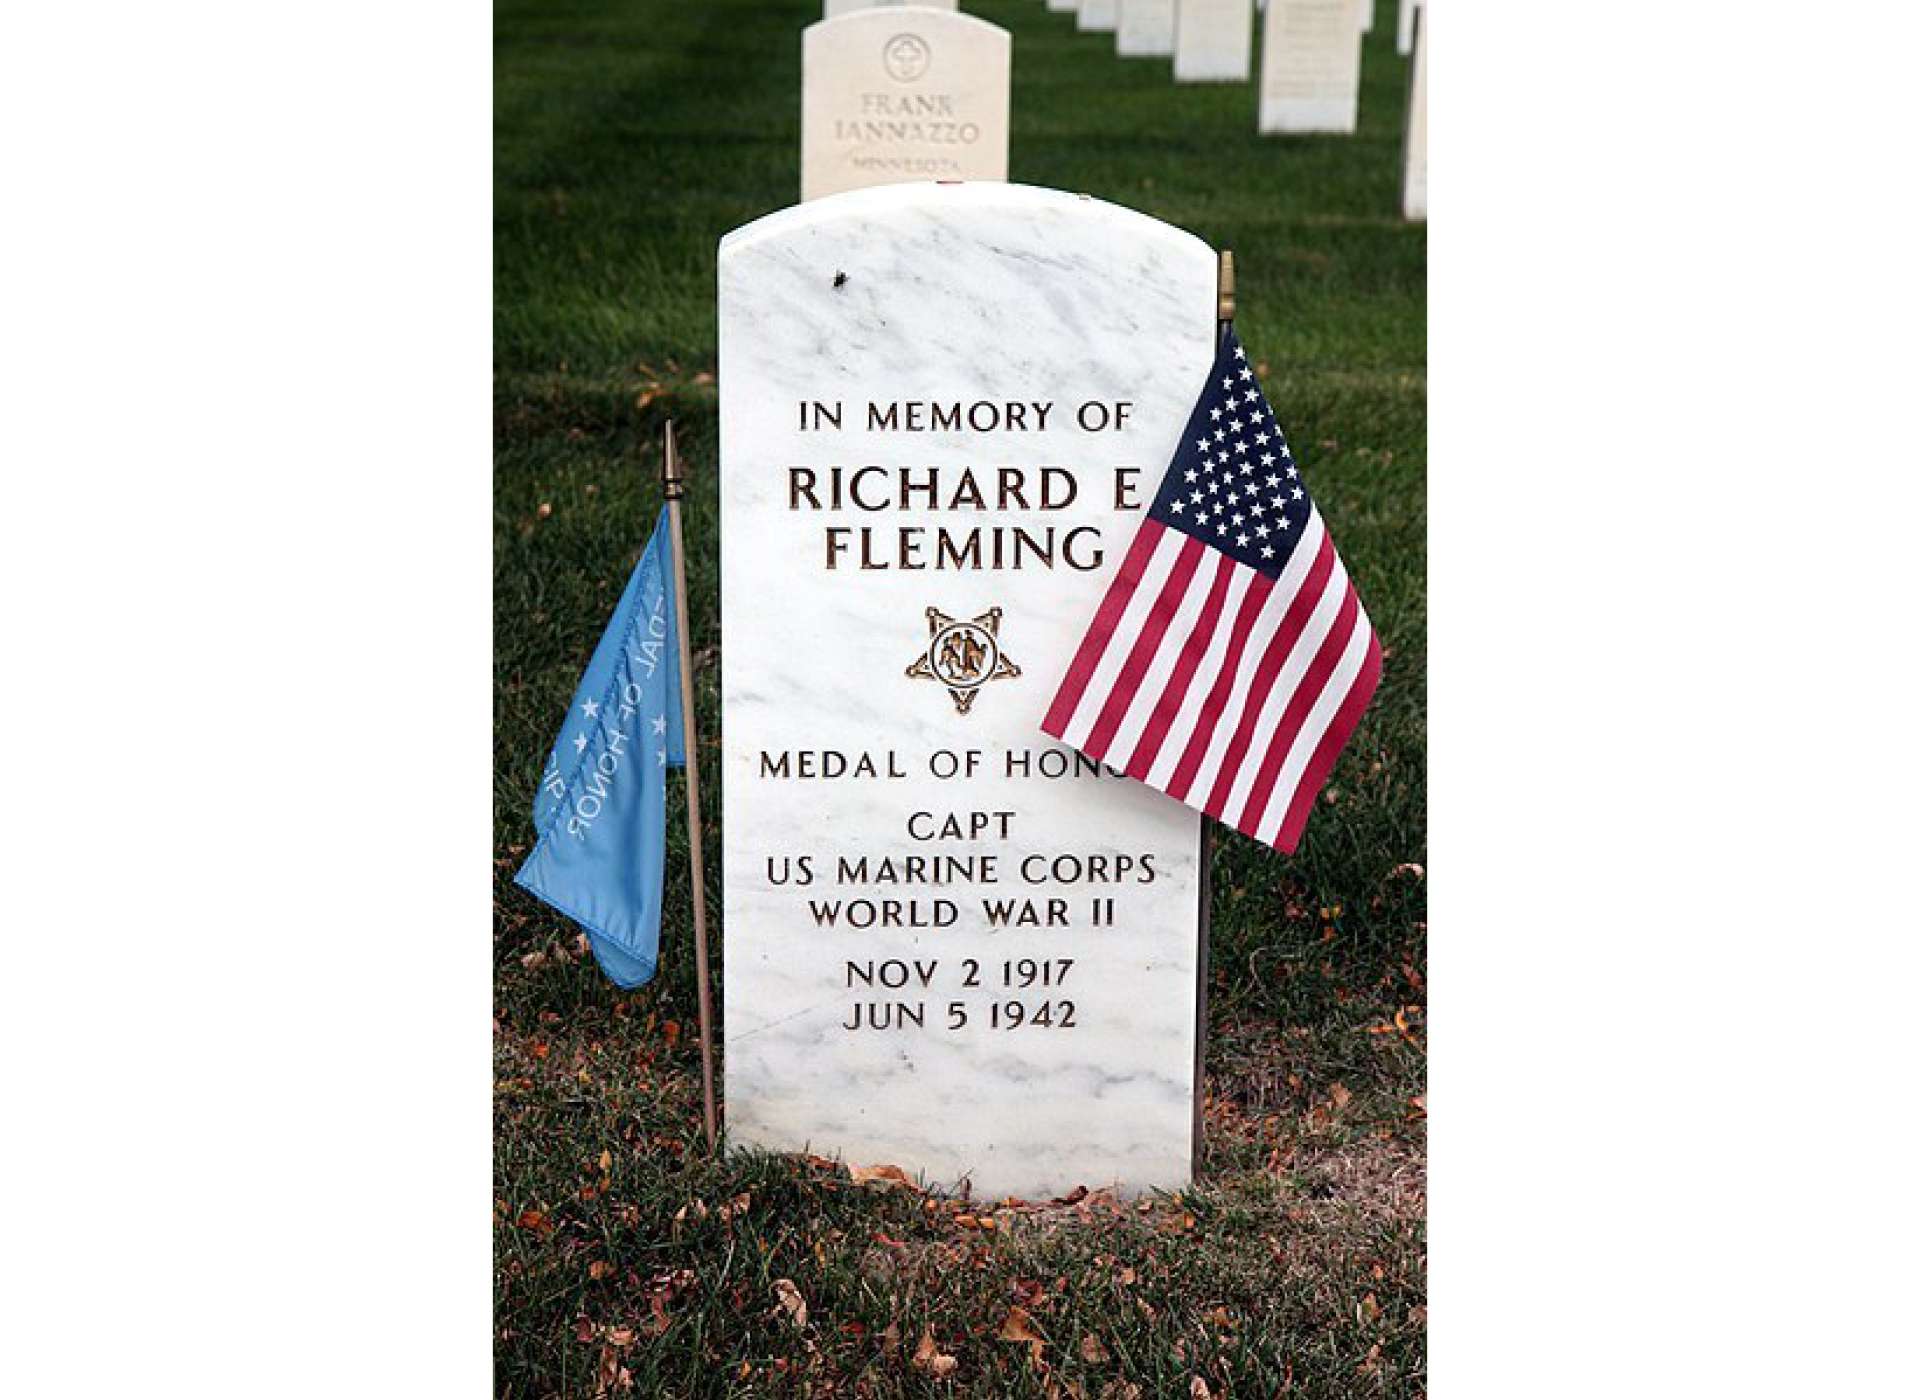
[662, 420, 720, 1155]
[1190, 247, 1233, 1162]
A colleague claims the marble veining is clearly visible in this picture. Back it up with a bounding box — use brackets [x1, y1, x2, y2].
[718, 183, 1216, 1200]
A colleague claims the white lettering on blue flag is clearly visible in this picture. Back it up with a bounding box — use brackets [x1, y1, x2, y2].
[514, 508, 686, 989]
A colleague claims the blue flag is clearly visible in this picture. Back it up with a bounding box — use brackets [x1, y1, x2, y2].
[515, 510, 686, 987]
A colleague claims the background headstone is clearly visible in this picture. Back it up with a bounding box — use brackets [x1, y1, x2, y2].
[825, 0, 957, 14]
[717, 182, 1212, 1201]
[1117, 0, 1175, 56]
[1401, 4, 1425, 219]
[1047, 0, 1080, 13]
[801, 8, 1011, 203]
[1174, 0, 1253, 83]
[1078, 0, 1119, 33]
[1257, 0, 1363, 134]
[1396, 0, 1419, 55]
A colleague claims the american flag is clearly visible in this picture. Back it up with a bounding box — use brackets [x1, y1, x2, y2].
[1041, 327, 1381, 853]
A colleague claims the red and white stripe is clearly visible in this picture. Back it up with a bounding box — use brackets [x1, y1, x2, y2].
[1041, 510, 1382, 852]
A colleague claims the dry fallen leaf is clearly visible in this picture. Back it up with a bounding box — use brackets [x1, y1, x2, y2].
[588, 1260, 614, 1281]
[850, 1162, 917, 1189]
[912, 1329, 959, 1379]
[997, 1306, 1046, 1346]
[772, 1278, 807, 1330]
[595, 1345, 632, 1395]
[1190, 1378, 1212, 1399]
[1330, 1082, 1353, 1111]
[1079, 1333, 1111, 1364]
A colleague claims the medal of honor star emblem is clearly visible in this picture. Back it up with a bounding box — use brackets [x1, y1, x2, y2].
[905, 606, 1021, 715]
[882, 33, 931, 83]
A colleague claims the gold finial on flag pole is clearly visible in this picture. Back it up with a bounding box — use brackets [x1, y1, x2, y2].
[662, 420, 720, 1156]
[1217, 249, 1236, 326]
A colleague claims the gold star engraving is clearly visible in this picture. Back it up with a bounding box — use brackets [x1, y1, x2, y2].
[905, 606, 1021, 715]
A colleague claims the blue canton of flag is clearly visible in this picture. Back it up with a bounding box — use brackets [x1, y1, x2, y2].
[515, 510, 685, 987]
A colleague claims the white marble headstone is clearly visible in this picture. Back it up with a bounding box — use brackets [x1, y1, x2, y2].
[1174, 0, 1253, 83]
[1257, 0, 1364, 134]
[1047, 0, 1080, 13]
[824, 0, 957, 15]
[1117, 0, 1175, 57]
[1396, 0, 1419, 55]
[801, 8, 1011, 203]
[1078, 0, 1119, 32]
[717, 182, 1212, 1201]
[1401, 3, 1426, 220]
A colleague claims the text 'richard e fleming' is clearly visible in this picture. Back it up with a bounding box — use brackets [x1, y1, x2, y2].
[789, 397, 1146, 573]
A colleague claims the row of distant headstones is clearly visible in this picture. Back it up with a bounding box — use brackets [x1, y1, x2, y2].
[808, 1, 1426, 220]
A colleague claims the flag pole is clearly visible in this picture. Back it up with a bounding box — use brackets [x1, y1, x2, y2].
[1192, 249, 1234, 1168]
[662, 419, 720, 1156]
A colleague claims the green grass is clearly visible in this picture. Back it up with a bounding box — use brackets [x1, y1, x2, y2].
[497, 1, 1425, 1393]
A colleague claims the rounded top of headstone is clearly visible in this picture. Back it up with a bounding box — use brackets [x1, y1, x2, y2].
[803, 5, 1012, 66]
[821, 0, 959, 18]
[808, 2, 990, 39]
[719, 181, 1211, 266]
